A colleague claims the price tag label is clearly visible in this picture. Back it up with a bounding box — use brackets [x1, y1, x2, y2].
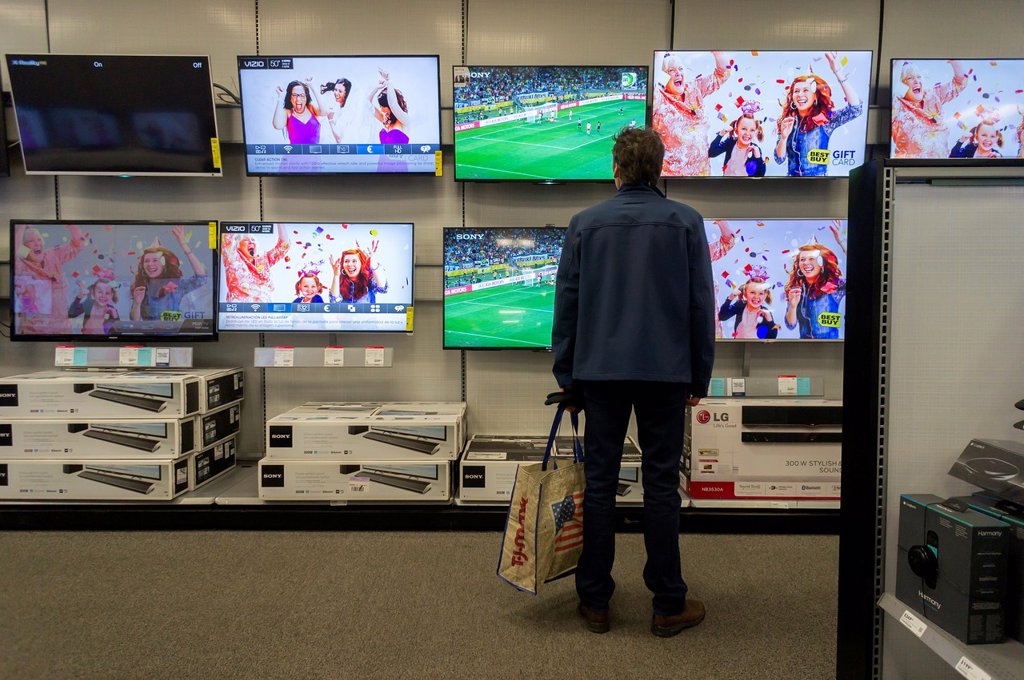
[435, 150, 443, 176]
[55, 346, 75, 367]
[730, 377, 746, 396]
[273, 347, 294, 367]
[136, 348, 155, 367]
[954, 657, 990, 680]
[708, 377, 727, 397]
[365, 346, 385, 367]
[898, 610, 927, 637]
[119, 347, 139, 366]
[778, 375, 797, 396]
[324, 347, 345, 367]
[155, 348, 171, 366]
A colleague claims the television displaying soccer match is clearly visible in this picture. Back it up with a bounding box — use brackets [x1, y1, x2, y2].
[889, 58, 1024, 161]
[652, 51, 872, 178]
[10, 221, 217, 340]
[237, 55, 441, 175]
[707, 219, 848, 341]
[218, 222, 414, 333]
[453, 65, 649, 181]
[443, 227, 565, 348]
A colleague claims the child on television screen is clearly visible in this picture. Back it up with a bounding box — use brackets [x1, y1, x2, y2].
[950, 117, 1004, 158]
[68, 277, 120, 335]
[719, 272, 778, 340]
[293, 272, 326, 304]
[708, 103, 767, 177]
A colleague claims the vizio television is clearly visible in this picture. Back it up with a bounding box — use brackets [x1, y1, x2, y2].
[706, 218, 848, 341]
[10, 220, 218, 341]
[652, 50, 872, 178]
[453, 65, 649, 182]
[5, 54, 221, 176]
[443, 226, 565, 349]
[889, 58, 1024, 164]
[218, 222, 414, 333]
[237, 55, 441, 175]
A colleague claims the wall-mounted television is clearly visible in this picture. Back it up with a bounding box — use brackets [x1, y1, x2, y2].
[0, 67, 9, 177]
[11, 220, 218, 341]
[652, 50, 872, 178]
[443, 226, 565, 348]
[237, 55, 441, 175]
[706, 219, 848, 341]
[453, 65, 649, 182]
[218, 222, 414, 333]
[5, 54, 221, 176]
[889, 58, 1024, 163]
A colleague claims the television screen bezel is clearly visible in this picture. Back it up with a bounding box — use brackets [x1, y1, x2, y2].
[0, 67, 9, 178]
[442, 225, 566, 350]
[886, 57, 1024, 167]
[216, 221, 416, 334]
[706, 216, 850, 343]
[651, 49, 875, 181]
[9, 219, 220, 342]
[5, 53, 222, 177]
[452, 64, 651, 183]
[236, 54, 443, 178]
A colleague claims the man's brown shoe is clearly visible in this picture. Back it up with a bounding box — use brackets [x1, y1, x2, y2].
[578, 604, 610, 634]
[651, 599, 706, 637]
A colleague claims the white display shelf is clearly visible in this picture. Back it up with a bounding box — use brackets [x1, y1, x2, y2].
[878, 593, 1024, 680]
[253, 346, 393, 368]
[688, 498, 839, 510]
[52, 346, 194, 368]
[706, 375, 825, 398]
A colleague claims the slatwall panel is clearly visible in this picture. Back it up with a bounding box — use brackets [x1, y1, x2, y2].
[0, 0, 49, 86]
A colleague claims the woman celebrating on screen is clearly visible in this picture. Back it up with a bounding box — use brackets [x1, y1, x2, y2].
[891, 60, 967, 158]
[774, 52, 863, 176]
[329, 242, 388, 304]
[652, 51, 731, 176]
[322, 77, 354, 143]
[783, 221, 847, 339]
[272, 78, 324, 144]
[708, 102, 767, 177]
[708, 219, 737, 338]
[369, 69, 410, 145]
[14, 223, 85, 335]
[221, 230, 289, 303]
[130, 225, 207, 322]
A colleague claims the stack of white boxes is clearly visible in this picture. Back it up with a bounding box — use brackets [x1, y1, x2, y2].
[259, 402, 465, 503]
[0, 368, 243, 500]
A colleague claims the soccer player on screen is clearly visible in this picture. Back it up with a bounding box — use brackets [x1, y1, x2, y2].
[130, 225, 208, 323]
[783, 221, 847, 339]
[329, 243, 388, 304]
[652, 51, 731, 176]
[891, 60, 967, 158]
[222, 229, 289, 303]
[14, 223, 85, 334]
[273, 78, 324, 144]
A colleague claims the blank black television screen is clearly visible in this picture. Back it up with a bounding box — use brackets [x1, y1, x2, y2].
[5, 54, 221, 176]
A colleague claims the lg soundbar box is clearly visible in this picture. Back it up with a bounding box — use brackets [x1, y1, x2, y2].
[0, 417, 199, 459]
[0, 370, 201, 419]
[258, 458, 451, 503]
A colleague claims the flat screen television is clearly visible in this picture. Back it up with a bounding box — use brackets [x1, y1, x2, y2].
[218, 222, 414, 333]
[10, 220, 218, 341]
[443, 226, 565, 349]
[453, 65, 649, 181]
[5, 54, 221, 176]
[889, 58, 1024, 163]
[652, 50, 872, 178]
[706, 218, 848, 341]
[0, 68, 9, 177]
[237, 55, 441, 175]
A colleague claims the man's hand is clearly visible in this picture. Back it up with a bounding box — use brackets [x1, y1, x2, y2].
[686, 396, 701, 407]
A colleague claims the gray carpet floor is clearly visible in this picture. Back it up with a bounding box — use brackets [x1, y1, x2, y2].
[0, 532, 838, 679]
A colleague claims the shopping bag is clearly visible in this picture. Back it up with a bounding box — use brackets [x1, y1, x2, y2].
[497, 404, 585, 594]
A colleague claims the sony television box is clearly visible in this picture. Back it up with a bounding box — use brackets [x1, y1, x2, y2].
[0, 456, 191, 501]
[184, 367, 245, 413]
[962, 493, 1024, 644]
[0, 416, 199, 459]
[553, 435, 645, 504]
[683, 399, 843, 501]
[200, 401, 242, 449]
[266, 402, 466, 461]
[0, 370, 202, 419]
[896, 494, 1009, 644]
[258, 458, 451, 503]
[192, 435, 237, 490]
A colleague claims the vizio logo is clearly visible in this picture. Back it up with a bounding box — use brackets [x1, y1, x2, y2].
[0, 424, 11, 446]
[0, 464, 7, 486]
[463, 465, 487, 488]
[0, 385, 18, 407]
[261, 464, 285, 487]
[269, 426, 293, 447]
[696, 410, 711, 425]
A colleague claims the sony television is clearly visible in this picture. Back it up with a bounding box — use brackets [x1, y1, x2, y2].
[651, 50, 872, 178]
[443, 226, 565, 349]
[5, 54, 221, 176]
[453, 65, 649, 181]
[237, 55, 441, 175]
[218, 222, 414, 333]
[707, 218, 848, 341]
[889, 58, 1024, 164]
[10, 220, 218, 341]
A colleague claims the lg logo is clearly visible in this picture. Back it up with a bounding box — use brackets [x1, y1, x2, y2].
[696, 410, 711, 425]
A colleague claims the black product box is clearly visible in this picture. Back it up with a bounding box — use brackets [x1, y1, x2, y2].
[948, 439, 1024, 505]
[185, 368, 245, 413]
[961, 493, 1024, 644]
[192, 436, 237, 490]
[200, 402, 241, 447]
[896, 494, 1010, 644]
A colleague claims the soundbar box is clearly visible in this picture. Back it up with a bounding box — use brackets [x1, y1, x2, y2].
[258, 458, 451, 503]
[0, 417, 199, 459]
[0, 456, 191, 500]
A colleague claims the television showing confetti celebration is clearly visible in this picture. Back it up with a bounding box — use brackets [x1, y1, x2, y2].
[443, 227, 565, 348]
[889, 59, 1024, 160]
[706, 219, 849, 341]
[217, 222, 414, 333]
[11, 220, 217, 340]
[453, 65, 649, 181]
[652, 51, 872, 177]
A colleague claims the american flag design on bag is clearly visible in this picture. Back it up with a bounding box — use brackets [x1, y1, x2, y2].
[551, 492, 584, 552]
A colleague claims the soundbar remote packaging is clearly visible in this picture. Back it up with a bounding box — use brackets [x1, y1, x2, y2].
[0, 417, 199, 459]
[258, 459, 451, 502]
[0, 370, 202, 419]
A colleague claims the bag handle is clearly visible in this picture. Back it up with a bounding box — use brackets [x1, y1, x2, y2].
[542, 404, 583, 471]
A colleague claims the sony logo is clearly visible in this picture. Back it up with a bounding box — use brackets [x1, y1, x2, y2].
[464, 473, 484, 480]
[470, 71, 491, 78]
[0, 393, 16, 399]
[270, 434, 290, 439]
[263, 473, 283, 479]
[455, 233, 485, 241]
[918, 591, 941, 610]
